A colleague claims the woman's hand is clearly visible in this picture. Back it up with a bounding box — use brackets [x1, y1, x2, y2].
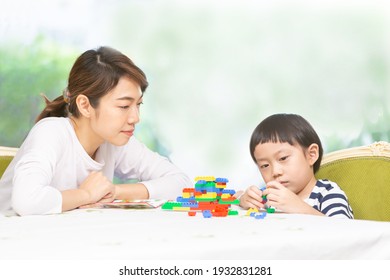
[79, 171, 115, 204]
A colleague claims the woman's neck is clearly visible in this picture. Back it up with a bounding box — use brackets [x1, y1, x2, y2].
[69, 116, 103, 159]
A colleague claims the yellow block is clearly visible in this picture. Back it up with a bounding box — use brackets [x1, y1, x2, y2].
[194, 176, 216, 181]
[246, 207, 259, 216]
[173, 207, 191, 211]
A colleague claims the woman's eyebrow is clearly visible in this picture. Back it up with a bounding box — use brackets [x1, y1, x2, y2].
[116, 96, 135, 101]
[116, 93, 144, 101]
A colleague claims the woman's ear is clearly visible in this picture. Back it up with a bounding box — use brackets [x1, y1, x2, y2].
[76, 95, 92, 118]
[307, 143, 320, 166]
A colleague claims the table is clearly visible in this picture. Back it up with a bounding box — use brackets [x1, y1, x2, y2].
[1, 207, 390, 260]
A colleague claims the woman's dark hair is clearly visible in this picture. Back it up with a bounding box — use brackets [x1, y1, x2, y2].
[249, 113, 323, 173]
[36, 46, 148, 122]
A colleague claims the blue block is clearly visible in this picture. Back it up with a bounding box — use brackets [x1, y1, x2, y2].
[215, 178, 229, 183]
[254, 213, 267, 219]
[221, 189, 235, 194]
[202, 210, 212, 218]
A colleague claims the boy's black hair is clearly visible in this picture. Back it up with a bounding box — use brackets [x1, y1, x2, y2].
[249, 113, 323, 173]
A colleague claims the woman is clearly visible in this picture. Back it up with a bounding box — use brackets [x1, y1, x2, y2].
[0, 46, 191, 215]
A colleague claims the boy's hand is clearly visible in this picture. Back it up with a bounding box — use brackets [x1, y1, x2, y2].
[238, 185, 265, 210]
[263, 181, 312, 214]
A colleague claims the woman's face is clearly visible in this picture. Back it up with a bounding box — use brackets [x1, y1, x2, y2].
[89, 77, 143, 146]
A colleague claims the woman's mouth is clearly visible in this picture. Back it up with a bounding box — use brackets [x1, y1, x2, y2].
[122, 130, 134, 137]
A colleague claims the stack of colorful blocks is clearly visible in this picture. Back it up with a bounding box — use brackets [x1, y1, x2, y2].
[162, 176, 240, 218]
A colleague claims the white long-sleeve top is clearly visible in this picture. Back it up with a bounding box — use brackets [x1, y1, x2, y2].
[0, 117, 192, 215]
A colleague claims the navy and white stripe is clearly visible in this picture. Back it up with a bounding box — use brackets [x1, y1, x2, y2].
[304, 179, 354, 219]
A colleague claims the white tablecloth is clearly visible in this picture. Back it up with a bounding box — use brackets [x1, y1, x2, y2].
[1, 207, 390, 260]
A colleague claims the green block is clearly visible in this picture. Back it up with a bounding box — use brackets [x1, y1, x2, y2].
[266, 207, 275, 213]
[195, 198, 217, 202]
[205, 182, 216, 187]
[162, 202, 181, 210]
[228, 210, 239, 215]
[218, 200, 233, 204]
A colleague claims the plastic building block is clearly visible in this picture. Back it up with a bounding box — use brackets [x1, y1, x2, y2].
[215, 178, 229, 183]
[228, 210, 239, 215]
[177, 196, 196, 202]
[173, 206, 190, 211]
[161, 201, 181, 210]
[161, 176, 240, 218]
[195, 176, 216, 182]
[202, 210, 212, 218]
[222, 189, 235, 195]
[188, 211, 196, 216]
[246, 207, 259, 216]
[266, 206, 276, 213]
[254, 212, 267, 219]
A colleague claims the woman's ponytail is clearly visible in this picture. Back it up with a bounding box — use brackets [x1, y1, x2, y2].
[35, 92, 69, 123]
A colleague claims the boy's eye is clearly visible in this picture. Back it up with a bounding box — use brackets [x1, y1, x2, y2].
[119, 106, 130, 109]
[260, 164, 269, 169]
[280, 156, 288, 161]
[137, 101, 144, 107]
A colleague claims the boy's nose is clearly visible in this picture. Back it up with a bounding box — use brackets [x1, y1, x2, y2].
[272, 164, 283, 178]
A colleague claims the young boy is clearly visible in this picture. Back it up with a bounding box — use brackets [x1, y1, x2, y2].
[237, 113, 353, 218]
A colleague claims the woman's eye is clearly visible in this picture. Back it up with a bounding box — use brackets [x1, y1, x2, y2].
[280, 156, 288, 161]
[260, 164, 269, 169]
[137, 102, 144, 107]
[119, 106, 129, 109]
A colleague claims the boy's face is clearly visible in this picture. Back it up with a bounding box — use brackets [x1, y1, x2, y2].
[253, 141, 318, 198]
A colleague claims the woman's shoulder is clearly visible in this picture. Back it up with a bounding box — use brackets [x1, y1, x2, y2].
[30, 117, 72, 137]
[34, 117, 70, 130]
[23, 117, 74, 148]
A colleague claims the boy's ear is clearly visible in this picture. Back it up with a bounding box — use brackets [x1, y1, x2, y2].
[307, 143, 320, 166]
[76, 95, 92, 118]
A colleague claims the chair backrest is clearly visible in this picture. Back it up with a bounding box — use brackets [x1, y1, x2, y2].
[0, 146, 18, 178]
[316, 141, 390, 221]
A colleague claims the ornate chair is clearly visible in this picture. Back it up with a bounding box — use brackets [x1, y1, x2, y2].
[316, 141, 390, 221]
[0, 146, 18, 178]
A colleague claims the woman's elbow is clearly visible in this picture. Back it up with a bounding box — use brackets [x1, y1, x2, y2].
[11, 195, 38, 216]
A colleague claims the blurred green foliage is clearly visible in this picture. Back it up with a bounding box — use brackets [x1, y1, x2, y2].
[1, 35, 389, 153]
[0, 37, 75, 147]
[1, 1, 389, 184]
[0, 36, 169, 156]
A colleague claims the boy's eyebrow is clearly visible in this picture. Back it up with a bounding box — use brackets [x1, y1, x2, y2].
[256, 148, 291, 162]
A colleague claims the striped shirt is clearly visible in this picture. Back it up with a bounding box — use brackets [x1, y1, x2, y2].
[304, 179, 354, 219]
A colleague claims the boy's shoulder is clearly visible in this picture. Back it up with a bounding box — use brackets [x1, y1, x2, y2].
[314, 179, 345, 194]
